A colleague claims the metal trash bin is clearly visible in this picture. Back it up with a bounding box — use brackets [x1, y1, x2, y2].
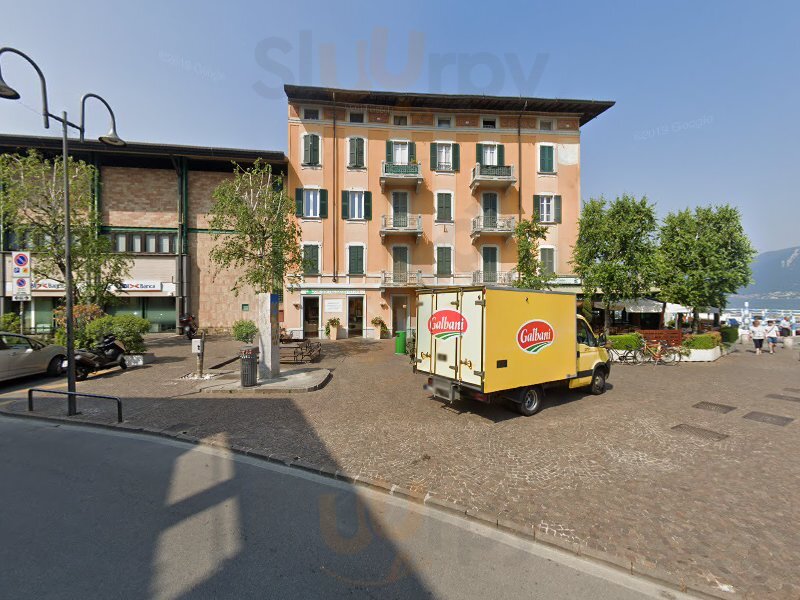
[395, 330, 407, 355]
[240, 346, 259, 387]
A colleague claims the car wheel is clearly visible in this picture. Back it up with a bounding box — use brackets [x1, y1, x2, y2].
[119, 358, 127, 370]
[75, 366, 90, 381]
[517, 386, 543, 416]
[590, 368, 606, 395]
[47, 355, 65, 377]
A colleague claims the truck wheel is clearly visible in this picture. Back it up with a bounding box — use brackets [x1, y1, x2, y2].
[590, 368, 606, 395]
[517, 386, 543, 416]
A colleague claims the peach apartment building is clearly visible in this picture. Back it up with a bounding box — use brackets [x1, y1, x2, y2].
[283, 85, 614, 339]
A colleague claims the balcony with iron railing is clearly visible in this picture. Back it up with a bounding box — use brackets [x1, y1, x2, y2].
[380, 161, 424, 191]
[472, 270, 517, 286]
[471, 215, 516, 239]
[380, 270, 423, 287]
[470, 163, 516, 191]
[380, 214, 423, 241]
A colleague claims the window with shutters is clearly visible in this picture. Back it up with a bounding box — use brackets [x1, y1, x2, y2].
[303, 108, 319, 120]
[539, 144, 555, 173]
[539, 196, 554, 223]
[435, 192, 453, 222]
[437, 143, 452, 171]
[348, 111, 364, 123]
[303, 189, 320, 218]
[540, 247, 556, 275]
[347, 245, 365, 275]
[436, 246, 453, 276]
[303, 244, 320, 275]
[348, 137, 365, 168]
[392, 141, 409, 165]
[302, 133, 321, 166]
[348, 191, 365, 220]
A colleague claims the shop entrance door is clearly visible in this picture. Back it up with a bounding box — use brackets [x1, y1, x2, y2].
[347, 296, 364, 337]
[303, 296, 320, 338]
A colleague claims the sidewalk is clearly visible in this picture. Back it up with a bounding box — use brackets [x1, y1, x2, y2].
[2, 335, 800, 598]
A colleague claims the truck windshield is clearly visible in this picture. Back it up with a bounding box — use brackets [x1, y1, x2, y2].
[577, 320, 597, 347]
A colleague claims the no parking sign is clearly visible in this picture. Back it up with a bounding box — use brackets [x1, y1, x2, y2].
[11, 251, 32, 301]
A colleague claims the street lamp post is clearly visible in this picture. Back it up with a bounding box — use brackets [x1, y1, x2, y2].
[0, 47, 125, 407]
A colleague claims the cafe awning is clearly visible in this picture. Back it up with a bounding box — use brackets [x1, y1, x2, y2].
[593, 298, 664, 313]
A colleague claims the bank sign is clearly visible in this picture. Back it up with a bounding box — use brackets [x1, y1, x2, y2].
[427, 309, 468, 340]
[516, 320, 555, 354]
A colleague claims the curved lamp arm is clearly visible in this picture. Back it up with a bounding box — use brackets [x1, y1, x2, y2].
[80, 93, 125, 146]
[0, 47, 51, 128]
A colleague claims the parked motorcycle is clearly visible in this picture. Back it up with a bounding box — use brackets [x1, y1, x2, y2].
[73, 334, 127, 381]
[179, 313, 197, 340]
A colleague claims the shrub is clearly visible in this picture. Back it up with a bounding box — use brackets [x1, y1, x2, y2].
[325, 317, 341, 338]
[232, 319, 258, 344]
[53, 304, 106, 348]
[682, 333, 721, 350]
[719, 326, 739, 345]
[608, 333, 643, 351]
[1, 312, 21, 333]
[85, 314, 150, 353]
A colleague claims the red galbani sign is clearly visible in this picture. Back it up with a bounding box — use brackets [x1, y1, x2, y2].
[428, 309, 468, 340]
[517, 320, 555, 354]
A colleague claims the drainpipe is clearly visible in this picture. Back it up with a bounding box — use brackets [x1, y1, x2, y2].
[171, 156, 187, 330]
[181, 158, 189, 322]
[517, 100, 527, 221]
[332, 91, 338, 282]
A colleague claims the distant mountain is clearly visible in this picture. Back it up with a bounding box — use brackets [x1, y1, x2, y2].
[729, 246, 800, 308]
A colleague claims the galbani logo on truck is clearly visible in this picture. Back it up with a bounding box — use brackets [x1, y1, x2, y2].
[427, 309, 468, 340]
[517, 320, 555, 354]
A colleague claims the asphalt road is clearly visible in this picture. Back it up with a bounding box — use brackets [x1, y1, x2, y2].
[0, 417, 693, 600]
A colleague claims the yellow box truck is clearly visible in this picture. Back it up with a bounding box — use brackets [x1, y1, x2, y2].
[415, 286, 611, 416]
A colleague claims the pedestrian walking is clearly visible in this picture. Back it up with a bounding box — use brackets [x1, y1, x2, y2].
[750, 319, 766, 355]
[779, 316, 792, 337]
[765, 320, 780, 354]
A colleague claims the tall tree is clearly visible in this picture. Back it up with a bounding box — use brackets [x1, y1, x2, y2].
[513, 218, 553, 290]
[207, 160, 302, 294]
[571, 195, 659, 333]
[0, 151, 131, 306]
[658, 205, 755, 331]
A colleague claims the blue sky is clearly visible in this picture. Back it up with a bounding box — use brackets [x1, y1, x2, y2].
[1, 0, 798, 252]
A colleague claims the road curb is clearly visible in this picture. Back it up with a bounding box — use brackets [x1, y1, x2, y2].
[0, 406, 727, 599]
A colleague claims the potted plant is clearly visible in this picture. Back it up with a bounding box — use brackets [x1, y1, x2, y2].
[370, 316, 389, 340]
[325, 317, 341, 340]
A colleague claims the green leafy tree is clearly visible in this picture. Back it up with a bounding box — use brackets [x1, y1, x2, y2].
[657, 205, 755, 331]
[0, 151, 131, 306]
[571, 195, 659, 333]
[513, 218, 553, 290]
[208, 160, 302, 294]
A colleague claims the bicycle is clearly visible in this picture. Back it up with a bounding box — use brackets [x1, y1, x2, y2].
[607, 347, 640, 364]
[635, 339, 681, 365]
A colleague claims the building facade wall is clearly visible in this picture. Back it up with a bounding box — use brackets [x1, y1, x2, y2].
[284, 99, 585, 339]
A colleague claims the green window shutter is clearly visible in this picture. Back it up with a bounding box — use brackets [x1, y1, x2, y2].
[541, 248, 555, 274]
[319, 188, 328, 218]
[341, 190, 349, 219]
[386, 140, 393, 163]
[364, 191, 372, 220]
[349, 139, 357, 167]
[350, 246, 364, 274]
[533, 195, 541, 222]
[476, 143, 483, 165]
[497, 144, 505, 166]
[312, 134, 320, 165]
[437, 193, 452, 222]
[304, 245, 319, 275]
[356, 138, 364, 167]
[409, 141, 416, 162]
[540, 145, 553, 172]
[437, 247, 452, 276]
[295, 188, 304, 217]
[303, 135, 310, 164]
[452, 143, 460, 171]
[554, 195, 562, 224]
[430, 143, 438, 170]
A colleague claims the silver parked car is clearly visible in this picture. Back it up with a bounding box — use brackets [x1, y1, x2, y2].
[0, 332, 66, 382]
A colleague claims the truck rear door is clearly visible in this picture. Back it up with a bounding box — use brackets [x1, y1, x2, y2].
[415, 292, 433, 374]
[430, 290, 461, 380]
[457, 288, 484, 388]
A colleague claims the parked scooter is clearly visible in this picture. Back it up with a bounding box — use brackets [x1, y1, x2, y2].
[73, 334, 127, 381]
[179, 313, 197, 340]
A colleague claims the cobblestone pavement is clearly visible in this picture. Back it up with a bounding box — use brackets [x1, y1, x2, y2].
[3, 335, 800, 598]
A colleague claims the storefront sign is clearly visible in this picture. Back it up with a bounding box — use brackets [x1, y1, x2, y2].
[301, 289, 366, 295]
[32, 279, 66, 291]
[324, 299, 343, 313]
[120, 281, 162, 292]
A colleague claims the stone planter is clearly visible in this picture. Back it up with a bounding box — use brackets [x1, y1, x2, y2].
[682, 347, 722, 362]
[328, 326, 339, 340]
[124, 353, 155, 367]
